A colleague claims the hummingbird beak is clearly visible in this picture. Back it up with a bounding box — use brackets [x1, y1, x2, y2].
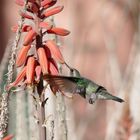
[97, 88, 124, 103]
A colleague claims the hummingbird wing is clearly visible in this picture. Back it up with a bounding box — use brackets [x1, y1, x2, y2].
[44, 74, 79, 94]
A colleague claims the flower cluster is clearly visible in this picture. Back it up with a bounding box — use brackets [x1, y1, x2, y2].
[7, 0, 70, 91]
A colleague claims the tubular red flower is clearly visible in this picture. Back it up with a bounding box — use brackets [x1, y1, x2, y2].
[19, 11, 34, 20]
[16, 45, 31, 67]
[48, 58, 59, 75]
[26, 56, 36, 84]
[47, 27, 70, 36]
[37, 47, 48, 75]
[42, 6, 64, 18]
[22, 25, 32, 32]
[45, 40, 65, 64]
[23, 29, 37, 46]
[41, 0, 53, 7]
[44, 45, 52, 58]
[3, 134, 14, 140]
[43, 0, 57, 9]
[6, 66, 27, 91]
[28, 2, 39, 13]
[11, 25, 32, 33]
[35, 65, 42, 82]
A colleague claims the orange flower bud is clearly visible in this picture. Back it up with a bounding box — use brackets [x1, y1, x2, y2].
[48, 58, 59, 75]
[26, 57, 36, 84]
[41, 0, 53, 7]
[43, 0, 57, 9]
[11, 25, 32, 33]
[16, 45, 31, 67]
[3, 134, 14, 140]
[35, 65, 42, 82]
[15, 0, 24, 6]
[19, 11, 34, 20]
[45, 40, 65, 64]
[44, 45, 51, 58]
[47, 27, 70, 36]
[6, 67, 27, 91]
[22, 25, 32, 32]
[23, 29, 37, 46]
[43, 6, 64, 18]
[39, 22, 52, 30]
[28, 2, 39, 13]
[37, 47, 48, 75]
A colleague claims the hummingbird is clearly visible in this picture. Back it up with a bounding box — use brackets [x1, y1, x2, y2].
[44, 74, 124, 104]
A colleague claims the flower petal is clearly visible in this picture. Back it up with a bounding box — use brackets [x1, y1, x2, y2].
[35, 65, 42, 82]
[48, 58, 59, 75]
[16, 45, 31, 67]
[45, 40, 65, 64]
[37, 47, 48, 75]
[23, 29, 37, 46]
[43, 0, 57, 9]
[26, 57, 36, 84]
[19, 10, 34, 20]
[3, 134, 14, 140]
[42, 6, 64, 18]
[47, 27, 70, 36]
[6, 66, 27, 91]
[28, 2, 39, 13]
[44, 45, 52, 58]
[41, 0, 53, 7]
[11, 25, 32, 33]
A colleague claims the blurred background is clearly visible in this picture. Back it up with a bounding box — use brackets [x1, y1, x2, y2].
[0, 0, 140, 140]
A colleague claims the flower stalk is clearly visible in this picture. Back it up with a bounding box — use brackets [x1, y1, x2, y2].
[4, 0, 73, 139]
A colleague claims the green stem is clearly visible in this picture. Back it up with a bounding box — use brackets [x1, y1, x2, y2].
[37, 93, 46, 140]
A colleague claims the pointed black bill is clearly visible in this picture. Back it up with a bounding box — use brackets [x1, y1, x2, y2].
[43, 74, 78, 95]
[97, 86, 125, 103]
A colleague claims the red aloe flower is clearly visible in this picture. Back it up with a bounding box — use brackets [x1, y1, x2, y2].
[22, 25, 32, 32]
[37, 47, 48, 75]
[19, 10, 34, 20]
[35, 65, 42, 82]
[48, 58, 59, 75]
[44, 45, 52, 58]
[27, 2, 39, 13]
[41, 0, 53, 7]
[11, 0, 71, 94]
[42, 6, 64, 18]
[2, 134, 14, 140]
[42, 0, 57, 9]
[6, 66, 27, 91]
[47, 27, 70, 36]
[11, 25, 32, 33]
[45, 40, 65, 64]
[16, 45, 31, 67]
[26, 56, 36, 84]
[23, 29, 37, 46]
